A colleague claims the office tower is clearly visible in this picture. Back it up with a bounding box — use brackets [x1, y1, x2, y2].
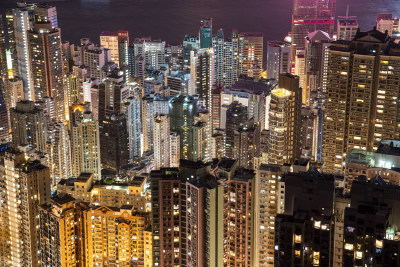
[34, 4, 58, 28]
[70, 106, 101, 180]
[211, 84, 222, 131]
[169, 94, 199, 160]
[100, 31, 119, 64]
[254, 164, 283, 267]
[291, 0, 336, 60]
[28, 23, 64, 121]
[268, 74, 301, 165]
[323, 29, 400, 173]
[153, 114, 170, 169]
[233, 119, 261, 169]
[39, 195, 87, 267]
[337, 15, 358, 41]
[266, 41, 291, 80]
[100, 113, 129, 171]
[183, 35, 200, 63]
[376, 13, 394, 36]
[3, 149, 51, 266]
[189, 48, 215, 108]
[225, 101, 247, 158]
[199, 18, 212, 48]
[83, 45, 111, 80]
[13, 7, 34, 100]
[170, 132, 180, 167]
[46, 122, 71, 188]
[125, 97, 142, 160]
[0, 89, 9, 142]
[118, 30, 129, 67]
[238, 32, 263, 78]
[151, 168, 187, 266]
[10, 100, 47, 152]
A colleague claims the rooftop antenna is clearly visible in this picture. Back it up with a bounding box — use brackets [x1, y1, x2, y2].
[346, 5, 349, 18]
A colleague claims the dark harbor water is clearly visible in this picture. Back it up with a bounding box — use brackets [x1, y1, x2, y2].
[0, 0, 398, 44]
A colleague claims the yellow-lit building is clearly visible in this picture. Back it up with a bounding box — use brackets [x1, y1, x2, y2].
[239, 32, 263, 78]
[268, 74, 302, 165]
[323, 29, 400, 173]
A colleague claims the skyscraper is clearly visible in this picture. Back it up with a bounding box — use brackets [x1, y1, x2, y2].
[153, 114, 170, 169]
[169, 94, 199, 161]
[28, 23, 64, 121]
[291, 0, 336, 60]
[199, 18, 212, 49]
[100, 31, 119, 65]
[13, 6, 35, 100]
[70, 106, 101, 180]
[3, 149, 51, 266]
[0, 89, 9, 142]
[266, 41, 291, 80]
[10, 100, 47, 152]
[268, 74, 302, 165]
[225, 101, 247, 158]
[239, 32, 263, 78]
[323, 29, 400, 173]
[190, 48, 215, 108]
[46, 122, 71, 188]
[125, 97, 142, 160]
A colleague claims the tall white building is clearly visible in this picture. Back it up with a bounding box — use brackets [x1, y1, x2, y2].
[153, 114, 170, 169]
[126, 97, 142, 160]
[266, 41, 291, 80]
[170, 132, 180, 167]
[13, 7, 34, 100]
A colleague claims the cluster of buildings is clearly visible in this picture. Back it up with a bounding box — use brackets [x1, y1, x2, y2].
[1, 0, 400, 266]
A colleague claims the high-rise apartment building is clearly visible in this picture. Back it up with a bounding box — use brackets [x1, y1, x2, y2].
[34, 4, 58, 28]
[233, 119, 261, 169]
[28, 23, 64, 121]
[134, 38, 166, 71]
[125, 97, 142, 160]
[0, 90, 9, 142]
[118, 30, 129, 67]
[266, 41, 291, 80]
[10, 100, 47, 152]
[153, 114, 170, 169]
[268, 74, 301, 165]
[13, 6, 35, 100]
[170, 132, 180, 167]
[323, 29, 400, 173]
[376, 13, 394, 36]
[254, 164, 283, 267]
[239, 32, 263, 78]
[225, 101, 247, 158]
[46, 122, 71, 188]
[70, 106, 101, 180]
[189, 48, 215, 107]
[3, 149, 51, 266]
[83, 45, 111, 80]
[291, 0, 336, 61]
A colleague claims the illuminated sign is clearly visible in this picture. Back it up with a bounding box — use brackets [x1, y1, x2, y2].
[293, 19, 335, 25]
